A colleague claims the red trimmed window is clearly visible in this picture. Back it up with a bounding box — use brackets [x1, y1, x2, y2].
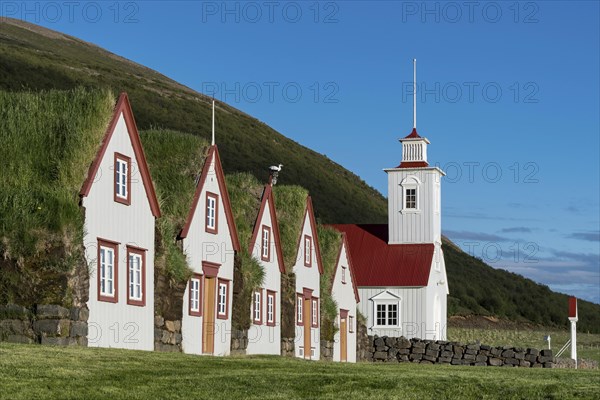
[311, 297, 319, 328]
[266, 291, 276, 326]
[261, 226, 271, 261]
[127, 246, 146, 306]
[296, 294, 303, 325]
[341, 266, 347, 284]
[304, 235, 312, 267]
[349, 315, 354, 333]
[253, 289, 263, 325]
[217, 279, 229, 319]
[114, 153, 131, 205]
[189, 274, 202, 317]
[98, 239, 118, 303]
[205, 192, 219, 234]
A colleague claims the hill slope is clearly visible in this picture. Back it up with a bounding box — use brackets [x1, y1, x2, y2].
[1, 19, 598, 332]
[0, 18, 387, 225]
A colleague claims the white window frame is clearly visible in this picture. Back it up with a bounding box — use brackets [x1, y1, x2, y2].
[373, 300, 400, 328]
[267, 292, 275, 324]
[304, 235, 312, 266]
[206, 192, 218, 233]
[190, 277, 201, 314]
[100, 246, 115, 297]
[311, 298, 318, 327]
[341, 266, 347, 284]
[128, 253, 143, 301]
[349, 315, 354, 333]
[115, 157, 128, 200]
[297, 295, 303, 324]
[253, 290, 262, 323]
[261, 226, 270, 260]
[218, 282, 227, 316]
[400, 176, 421, 214]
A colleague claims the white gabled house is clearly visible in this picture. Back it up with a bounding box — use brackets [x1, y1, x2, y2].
[179, 145, 241, 356]
[80, 92, 161, 351]
[332, 127, 449, 341]
[246, 184, 285, 355]
[329, 233, 360, 363]
[293, 196, 323, 360]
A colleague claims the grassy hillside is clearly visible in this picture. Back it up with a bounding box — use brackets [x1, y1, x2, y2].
[1, 344, 599, 400]
[443, 237, 600, 333]
[0, 18, 388, 225]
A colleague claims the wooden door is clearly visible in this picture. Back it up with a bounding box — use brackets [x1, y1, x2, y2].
[202, 277, 216, 354]
[303, 297, 311, 359]
[340, 316, 347, 362]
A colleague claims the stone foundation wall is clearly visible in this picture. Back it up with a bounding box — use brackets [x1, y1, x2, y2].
[367, 335, 554, 368]
[0, 304, 88, 346]
[230, 329, 248, 355]
[281, 337, 295, 357]
[320, 340, 333, 361]
[154, 316, 182, 352]
[356, 321, 370, 362]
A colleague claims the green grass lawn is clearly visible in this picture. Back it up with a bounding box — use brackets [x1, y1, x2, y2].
[0, 344, 598, 399]
[449, 327, 600, 363]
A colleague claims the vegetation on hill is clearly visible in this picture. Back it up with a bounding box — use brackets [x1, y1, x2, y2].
[1, 343, 599, 399]
[443, 237, 600, 333]
[0, 18, 388, 225]
[0, 88, 114, 306]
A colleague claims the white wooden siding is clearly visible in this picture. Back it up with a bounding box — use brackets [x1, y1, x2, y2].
[331, 241, 358, 363]
[83, 112, 155, 351]
[181, 156, 236, 356]
[246, 200, 281, 355]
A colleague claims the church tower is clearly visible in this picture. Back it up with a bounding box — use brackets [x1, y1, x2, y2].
[384, 59, 445, 245]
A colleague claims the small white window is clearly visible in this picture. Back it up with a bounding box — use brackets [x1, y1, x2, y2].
[218, 282, 227, 316]
[261, 226, 270, 260]
[375, 302, 399, 327]
[341, 266, 347, 284]
[100, 246, 115, 297]
[128, 253, 143, 301]
[297, 295, 303, 324]
[189, 278, 200, 314]
[115, 156, 129, 201]
[267, 293, 275, 324]
[304, 236, 312, 266]
[311, 298, 318, 327]
[405, 188, 416, 209]
[253, 290, 262, 323]
[206, 193, 218, 232]
[349, 316, 354, 333]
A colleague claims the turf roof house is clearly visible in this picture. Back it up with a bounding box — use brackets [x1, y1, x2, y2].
[332, 127, 449, 341]
[179, 145, 241, 356]
[328, 234, 360, 363]
[246, 184, 286, 355]
[293, 197, 324, 360]
[80, 93, 161, 351]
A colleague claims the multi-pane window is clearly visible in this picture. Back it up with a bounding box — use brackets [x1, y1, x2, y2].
[349, 315, 354, 333]
[253, 290, 262, 324]
[376, 303, 399, 327]
[99, 246, 116, 298]
[266, 292, 275, 325]
[405, 188, 416, 209]
[311, 298, 318, 328]
[304, 236, 312, 267]
[189, 276, 201, 316]
[217, 280, 228, 318]
[341, 266, 347, 284]
[261, 226, 270, 261]
[127, 249, 144, 306]
[114, 154, 130, 204]
[296, 294, 303, 324]
[206, 193, 218, 233]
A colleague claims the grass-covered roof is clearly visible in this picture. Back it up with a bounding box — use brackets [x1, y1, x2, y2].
[0, 87, 115, 305]
[273, 185, 309, 272]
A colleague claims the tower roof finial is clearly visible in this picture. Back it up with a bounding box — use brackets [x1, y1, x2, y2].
[413, 58, 417, 130]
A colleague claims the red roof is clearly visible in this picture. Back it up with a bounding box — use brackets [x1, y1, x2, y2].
[398, 161, 429, 168]
[404, 128, 421, 139]
[330, 224, 434, 287]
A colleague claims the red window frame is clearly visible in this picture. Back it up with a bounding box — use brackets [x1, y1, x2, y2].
[304, 235, 312, 267]
[205, 192, 219, 234]
[296, 293, 303, 326]
[126, 246, 146, 307]
[188, 273, 202, 317]
[253, 289, 263, 325]
[266, 290, 276, 327]
[114, 153, 131, 205]
[216, 278, 229, 320]
[311, 297, 319, 328]
[261, 225, 271, 262]
[97, 238, 119, 303]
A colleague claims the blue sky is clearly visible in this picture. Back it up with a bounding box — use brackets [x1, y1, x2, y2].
[3, 1, 599, 303]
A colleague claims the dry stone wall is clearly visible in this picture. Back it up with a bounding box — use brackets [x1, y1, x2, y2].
[0, 304, 88, 346]
[366, 335, 555, 368]
[153, 316, 182, 352]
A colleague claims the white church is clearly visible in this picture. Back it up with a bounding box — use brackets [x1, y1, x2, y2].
[332, 60, 449, 340]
